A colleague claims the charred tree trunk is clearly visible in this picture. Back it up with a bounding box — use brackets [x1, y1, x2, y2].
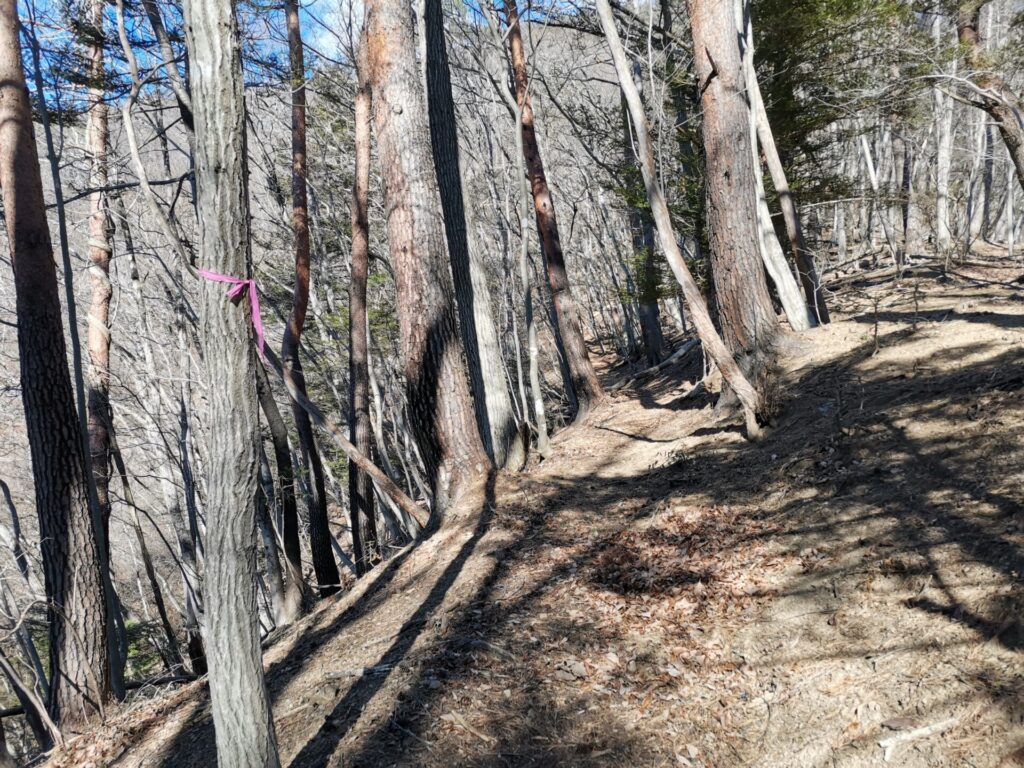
[687, 0, 779, 389]
[424, 0, 525, 470]
[0, 0, 112, 726]
[364, 0, 490, 513]
[350, 40, 378, 574]
[503, 0, 603, 419]
[183, 0, 280, 761]
[281, 0, 340, 597]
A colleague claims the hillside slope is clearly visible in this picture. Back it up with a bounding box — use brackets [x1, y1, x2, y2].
[46, 261, 1024, 767]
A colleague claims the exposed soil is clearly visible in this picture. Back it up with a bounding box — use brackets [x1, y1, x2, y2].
[46, 257, 1024, 767]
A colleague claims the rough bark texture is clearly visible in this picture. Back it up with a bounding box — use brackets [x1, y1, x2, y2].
[350, 41, 378, 575]
[596, 0, 765, 433]
[504, 0, 603, 420]
[424, 0, 525, 470]
[688, 0, 779, 386]
[0, 0, 112, 726]
[183, 0, 280, 761]
[281, 0, 340, 598]
[956, 1, 1024, 194]
[365, 0, 490, 513]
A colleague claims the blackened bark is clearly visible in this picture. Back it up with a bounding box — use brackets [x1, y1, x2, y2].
[424, 0, 525, 469]
[255, 365, 304, 619]
[281, 0, 340, 598]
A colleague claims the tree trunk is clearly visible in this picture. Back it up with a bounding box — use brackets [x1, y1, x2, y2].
[621, 64, 665, 365]
[183, 0, 280, 761]
[281, 0, 340, 598]
[735, 2, 811, 332]
[424, 0, 525, 470]
[0, 0, 112, 726]
[364, 0, 491, 513]
[956, 1, 1024, 194]
[596, 0, 765, 434]
[740, 5, 829, 324]
[85, 0, 115, 548]
[504, 0, 604, 420]
[254, 365, 304, 620]
[687, 0, 779, 390]
[349, 39, 377, 575]
[933, 14, 954, 253]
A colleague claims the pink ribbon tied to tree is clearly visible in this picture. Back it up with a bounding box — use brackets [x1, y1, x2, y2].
[197, 268, 267, 360]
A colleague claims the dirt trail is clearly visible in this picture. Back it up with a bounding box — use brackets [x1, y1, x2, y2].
[48, 263, 1024, 767]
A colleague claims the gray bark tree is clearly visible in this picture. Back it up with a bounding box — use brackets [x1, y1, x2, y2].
[182, 0, 280, 760]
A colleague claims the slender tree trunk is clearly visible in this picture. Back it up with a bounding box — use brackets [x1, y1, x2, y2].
[281, 0, 340, 598]
[860, 132, 901, 263]
[740, 6, 828, 323]
[183, 0, 280, 760]
[85, 0, 116, 547]
[934, 13, 955, 253]
[254, 365, 304, 619]
[621, 64, 665, 365]
[424, 0, 525, 470]
[107, 423, 185, 672]
[686, 0, 779, 392]
[0, 0, 113, 726]
[956, 1, 1024, 194]
[735, 2, 810, 332]
[504, 0, 603, 419]
[349, 39, 377, 575]
[364, 0, 491, 513]
[256, 449, 287, 627]
[596, 0, 765, 434]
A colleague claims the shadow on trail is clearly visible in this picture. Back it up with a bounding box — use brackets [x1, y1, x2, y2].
[154, 311, 1023, 767]
[334, 325, 1023, 765]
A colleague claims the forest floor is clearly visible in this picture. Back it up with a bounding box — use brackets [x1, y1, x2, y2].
[47, 254, 1024, 768]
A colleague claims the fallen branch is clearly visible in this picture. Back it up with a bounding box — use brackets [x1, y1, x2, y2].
[261, 346, 429, 530]
[878, 716, 958, 762]
[610, 339, 699, 392]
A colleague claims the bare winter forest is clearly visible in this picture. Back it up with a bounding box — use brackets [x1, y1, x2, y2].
[0, 0, 1022, 764]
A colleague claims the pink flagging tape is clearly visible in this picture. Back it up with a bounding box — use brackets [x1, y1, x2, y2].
[196, 268, 266, 359]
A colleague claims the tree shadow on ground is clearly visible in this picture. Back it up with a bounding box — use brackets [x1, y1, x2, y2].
[325, 325, 1024, 766]
[149, 311, 1023, 767]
